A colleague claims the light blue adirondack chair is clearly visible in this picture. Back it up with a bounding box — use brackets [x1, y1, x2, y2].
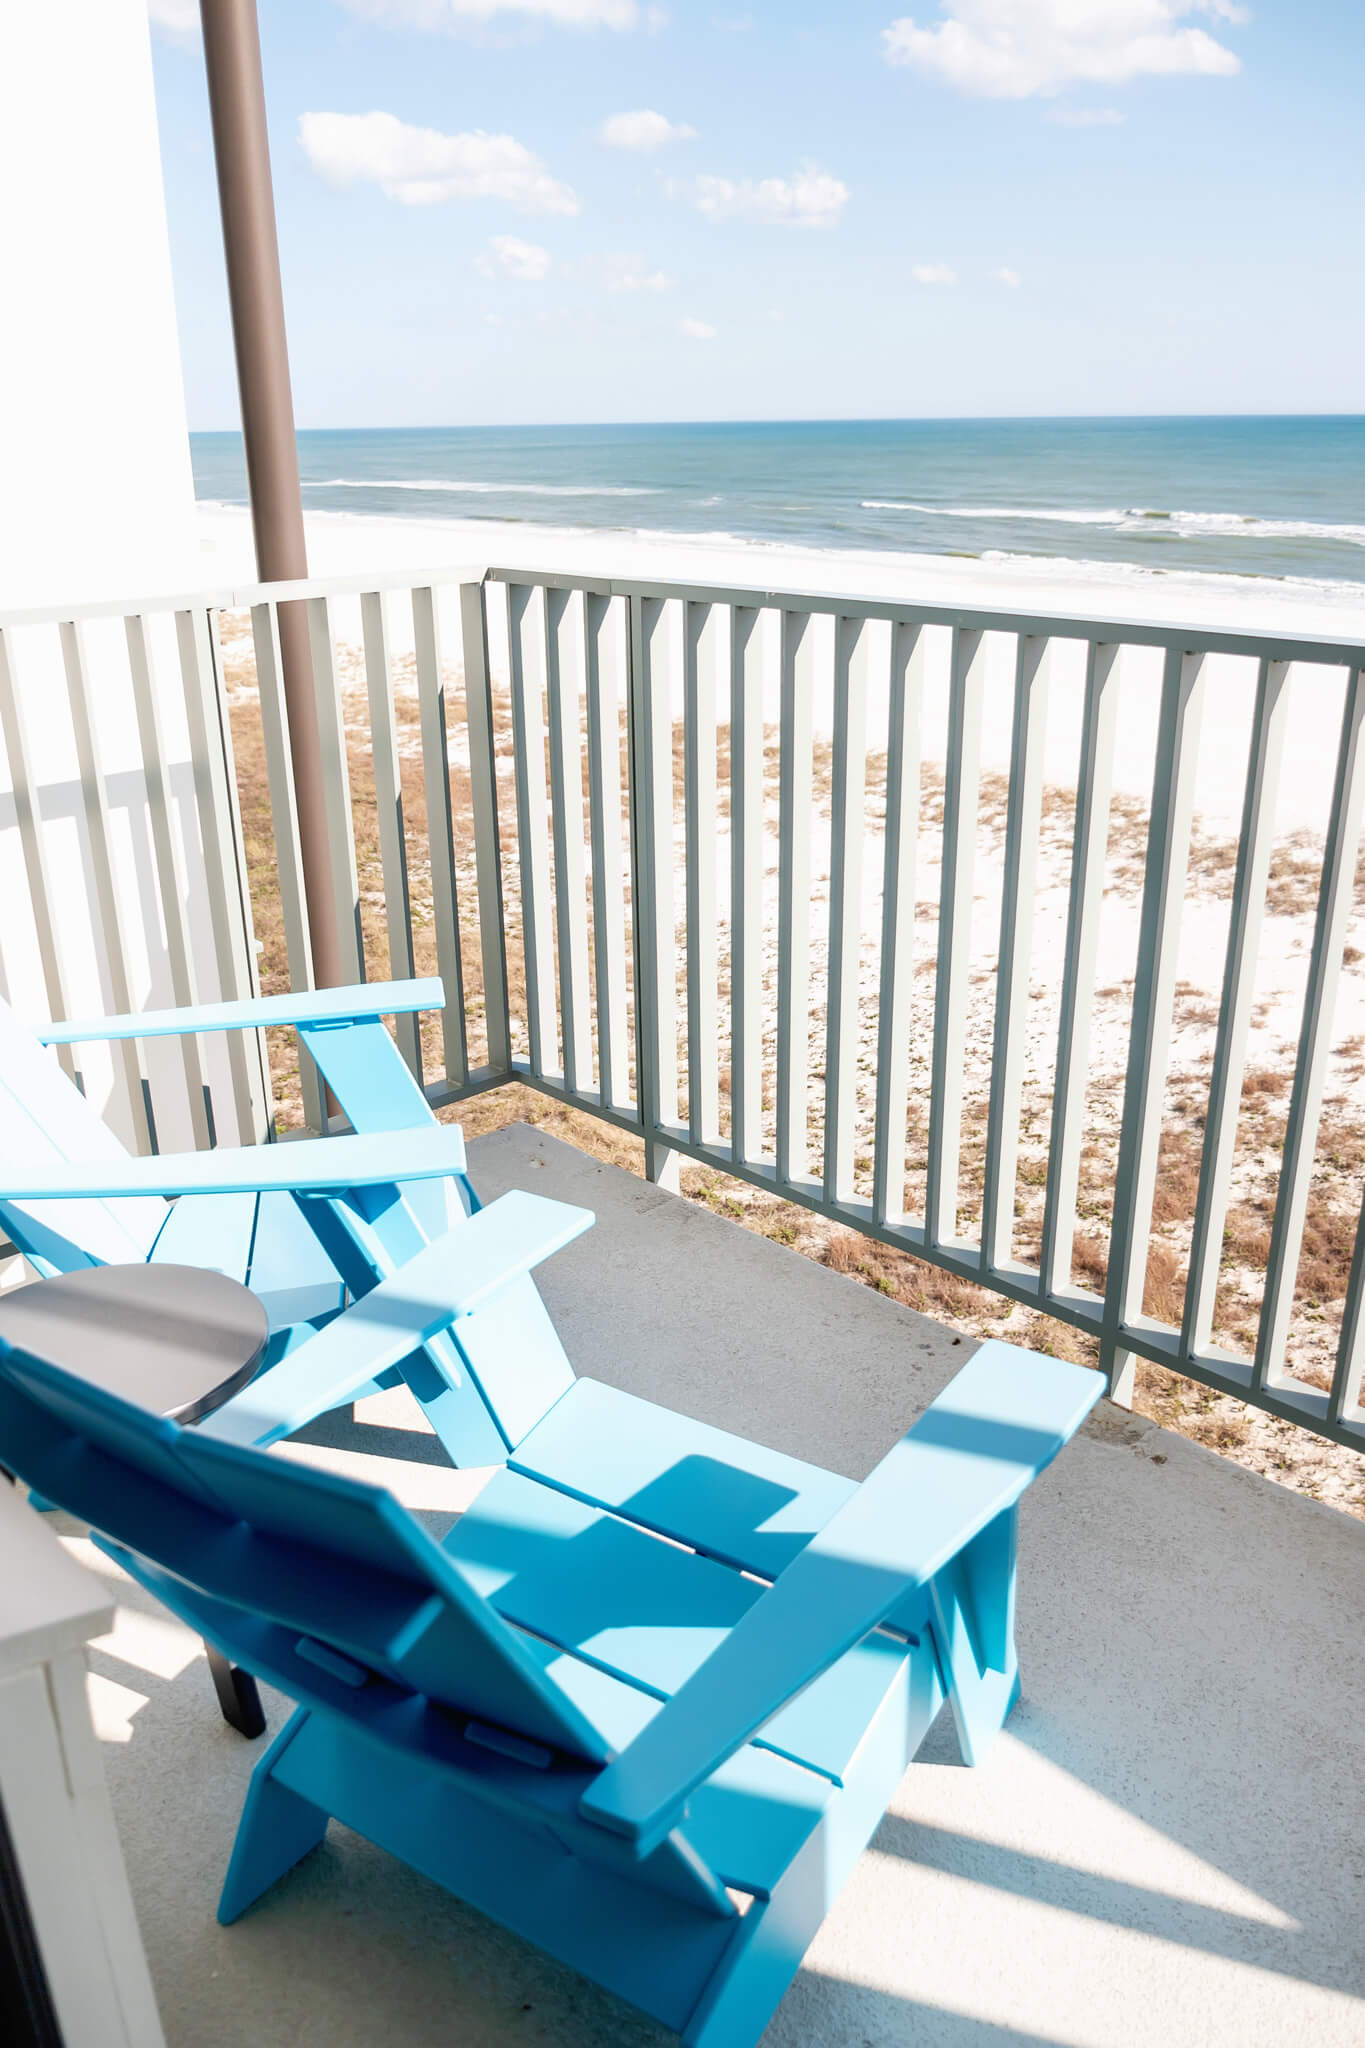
[0, 976, 467, 1326]
[0, 977, 541, 1465]
[0, 1213, 1102, 2046]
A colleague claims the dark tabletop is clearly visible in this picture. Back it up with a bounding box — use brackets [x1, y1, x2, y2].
[0, 1264, 270, 1424]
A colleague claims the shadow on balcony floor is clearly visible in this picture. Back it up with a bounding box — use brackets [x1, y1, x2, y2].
[62, 1123, 1365, 2047]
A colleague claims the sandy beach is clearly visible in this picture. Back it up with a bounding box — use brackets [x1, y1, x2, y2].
[207, 500, 1365, 1515]
[200, 496, 1365, 837]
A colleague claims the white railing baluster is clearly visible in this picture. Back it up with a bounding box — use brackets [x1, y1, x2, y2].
[1255, 663, 1365, 1393]
[1040, 642, 1119, 1300]
[0, 627, 78, 1079]
[925, 627, 987, 1249]
[629, 595, 679, 1156]
[1181, 659, 1289, 1358]
[305, 596, 365, 988]
[249, 603, 313, 989]
[59, 620, 152, 1151]
[982, 636, 1049, 1275]
[125, 614, 211, 1149]
[175, 608, 270, 1141]
[1101, 649, 1207, 1402]
[505, 583, 557, 1080]
[729, 605, 765, 1170]
[546, 587, 592, 1096]
[823, 616, 870, 1205]
[685, 601, 721, 1148]
[459, 581, 511, 1077]
[359, 590, 421, 1080]
[584, 592, 629, 1112]
[249, 600, 321, 1130]
[412, 585, 469, 1090]
[776, 609, 815, 1191]
[872, 622, 925, 1229]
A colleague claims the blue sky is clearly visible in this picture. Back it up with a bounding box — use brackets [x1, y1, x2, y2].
[148, 2, 1365, 428]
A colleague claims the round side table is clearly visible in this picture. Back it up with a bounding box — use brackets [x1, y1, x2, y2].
[0, 1263, 272, 1738]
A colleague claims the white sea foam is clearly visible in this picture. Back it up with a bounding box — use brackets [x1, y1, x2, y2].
[303, 477, 660, 497]
[1160, 510, 1365, 545]
[198, 497, 1365, 640]
[862, 501, 1365, 545]
[979, 548, 1365, 599]
[862, 500, 1128, 524]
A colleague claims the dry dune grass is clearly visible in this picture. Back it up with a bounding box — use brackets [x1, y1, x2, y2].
[219, 617, 1365, 1519]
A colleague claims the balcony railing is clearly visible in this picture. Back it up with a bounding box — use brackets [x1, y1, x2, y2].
[1, 564, 1362, 1451]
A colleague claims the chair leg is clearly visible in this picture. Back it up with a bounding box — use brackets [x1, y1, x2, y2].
[218, 1709, 329, 1924]
[205, 1641, 267, 1739]
[928, 1505, 1021, 1767]
[685, 1653, 940, 2048]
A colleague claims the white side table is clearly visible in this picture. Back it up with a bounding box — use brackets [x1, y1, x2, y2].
[0, 1483, 164, 2047]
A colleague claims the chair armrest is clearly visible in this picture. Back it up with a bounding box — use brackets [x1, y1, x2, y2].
[200, 1191, 595, 1447]
[0, 1125, 467, 1200]
[36, 978, 444, 1046]
[579, 1343, 1103, 1855]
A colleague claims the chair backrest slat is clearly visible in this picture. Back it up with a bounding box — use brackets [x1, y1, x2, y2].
[297, 1017, 455, 1242]
[0, 1340, 610, 1762]
[291, 1013, 578, 1454]
[0, 1001, 167, 1267]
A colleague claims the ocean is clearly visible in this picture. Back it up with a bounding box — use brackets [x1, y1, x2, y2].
[190, 416, 1365, 590]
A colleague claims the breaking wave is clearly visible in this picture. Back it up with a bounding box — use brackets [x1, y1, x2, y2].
[861, 502, 1365, 545]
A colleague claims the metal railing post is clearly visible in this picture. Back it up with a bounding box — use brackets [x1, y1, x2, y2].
[626, 593, 681, 1191]
[199, 0, 340, 994]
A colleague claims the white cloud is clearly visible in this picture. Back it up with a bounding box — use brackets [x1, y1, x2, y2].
[996, 266, 1022, 285]
[691, 164, 849, 229]
[147, 0, 199, 43]
[299, 111, 580, 215]
[478, 234, 552, 279]
[605, 253, 677, 292]
[599, 110, 697, 149]
[882, 1, 1246, 99]
[336, 0, 641, 28]
[912, 262, 957, 284]
[1047, 105, 1127, 125]
[680, 316, 717, 339]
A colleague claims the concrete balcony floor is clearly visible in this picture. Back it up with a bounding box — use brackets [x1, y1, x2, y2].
[61, 1123, 1365, 2048]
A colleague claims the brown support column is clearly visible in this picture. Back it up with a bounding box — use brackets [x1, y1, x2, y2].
[198, 0, 340, 990]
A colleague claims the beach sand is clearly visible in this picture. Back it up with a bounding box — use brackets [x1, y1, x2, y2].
[200, 497, 1365, 838]
[204, 501, 1365, 1515]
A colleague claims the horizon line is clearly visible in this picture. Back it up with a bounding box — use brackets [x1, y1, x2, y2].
[188, 411, 1365, 437]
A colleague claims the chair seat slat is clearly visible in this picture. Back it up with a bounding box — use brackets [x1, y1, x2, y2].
[446, 1463, 910, 1788]
[510, 1376, 858, 1578]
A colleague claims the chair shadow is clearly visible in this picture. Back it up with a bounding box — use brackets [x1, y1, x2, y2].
[864, 1660, 1359, 2003]
[287, 1404, 456, 1469]
[445, 1446, 1362, 2006]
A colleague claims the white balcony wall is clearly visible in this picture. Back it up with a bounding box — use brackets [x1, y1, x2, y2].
[0, 3, 258, 1152]
[0, 2, 199, 612]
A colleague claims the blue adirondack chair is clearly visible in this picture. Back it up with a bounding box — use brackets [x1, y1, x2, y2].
[0, 1197, 1104, 2046]
[0, 976, 468, 1324]
[0, 977, 537, 1466]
